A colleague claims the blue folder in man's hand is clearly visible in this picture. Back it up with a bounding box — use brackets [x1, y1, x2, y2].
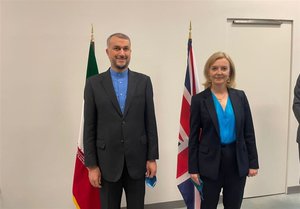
[190, 177, 204, 200]
[145, 176, 157, 188]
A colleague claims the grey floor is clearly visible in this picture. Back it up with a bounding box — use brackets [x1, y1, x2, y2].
[175, 193, 300, 209]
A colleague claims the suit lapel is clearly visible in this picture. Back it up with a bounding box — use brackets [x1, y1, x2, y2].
[228, 89, 242, 137]
[123, 70, 136, 118]
[101, 69, 123, 116]
[204, 89, 221, 138]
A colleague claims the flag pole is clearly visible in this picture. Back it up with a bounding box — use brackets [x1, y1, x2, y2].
[91, 24, 94, 42]
[189, 21, 192, 39]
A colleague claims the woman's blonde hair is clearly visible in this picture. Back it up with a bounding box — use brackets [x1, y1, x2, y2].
[203, 51, 236, 89]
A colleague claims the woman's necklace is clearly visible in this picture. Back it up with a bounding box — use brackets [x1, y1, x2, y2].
[212, 89, 228, 110]
[211, 87, 228, 107]
[216, 93, 227, 101]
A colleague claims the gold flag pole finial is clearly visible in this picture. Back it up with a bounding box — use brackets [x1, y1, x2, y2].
[91, 24, 94, 42]
[189, 21, 192, 39]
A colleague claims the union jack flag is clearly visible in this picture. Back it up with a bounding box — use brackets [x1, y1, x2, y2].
[176, 33, 201, 209]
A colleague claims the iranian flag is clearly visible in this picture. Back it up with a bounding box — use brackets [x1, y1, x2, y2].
[72, 31, 100, 209]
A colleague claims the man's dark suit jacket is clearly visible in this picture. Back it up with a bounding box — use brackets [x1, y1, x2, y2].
[83, 69, 159, 182]
[293, 74, 300, 144]
[188, 88, 259, 180]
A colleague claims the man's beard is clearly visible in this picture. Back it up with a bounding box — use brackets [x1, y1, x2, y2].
[116, 64, 128, 70]
[114, 59, 129, 70]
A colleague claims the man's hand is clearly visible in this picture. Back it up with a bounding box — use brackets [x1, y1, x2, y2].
[248, 169, 258, 177]
[87, 166, 101, 188]
[190, 173, 201, 185]
[146, 160, 157, 178]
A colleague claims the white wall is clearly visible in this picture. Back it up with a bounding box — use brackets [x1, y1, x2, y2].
[0, 1, 3, 208]
[0, 0, 299, 209]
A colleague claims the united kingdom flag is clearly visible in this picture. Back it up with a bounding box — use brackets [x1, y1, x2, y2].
[176, 27, 201, 209]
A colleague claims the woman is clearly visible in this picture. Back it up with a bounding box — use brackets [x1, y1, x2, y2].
[189, 52, 259, 209]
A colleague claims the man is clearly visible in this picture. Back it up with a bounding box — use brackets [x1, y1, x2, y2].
[83, 33, 159, 209]
[293, 74, 300, 162]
